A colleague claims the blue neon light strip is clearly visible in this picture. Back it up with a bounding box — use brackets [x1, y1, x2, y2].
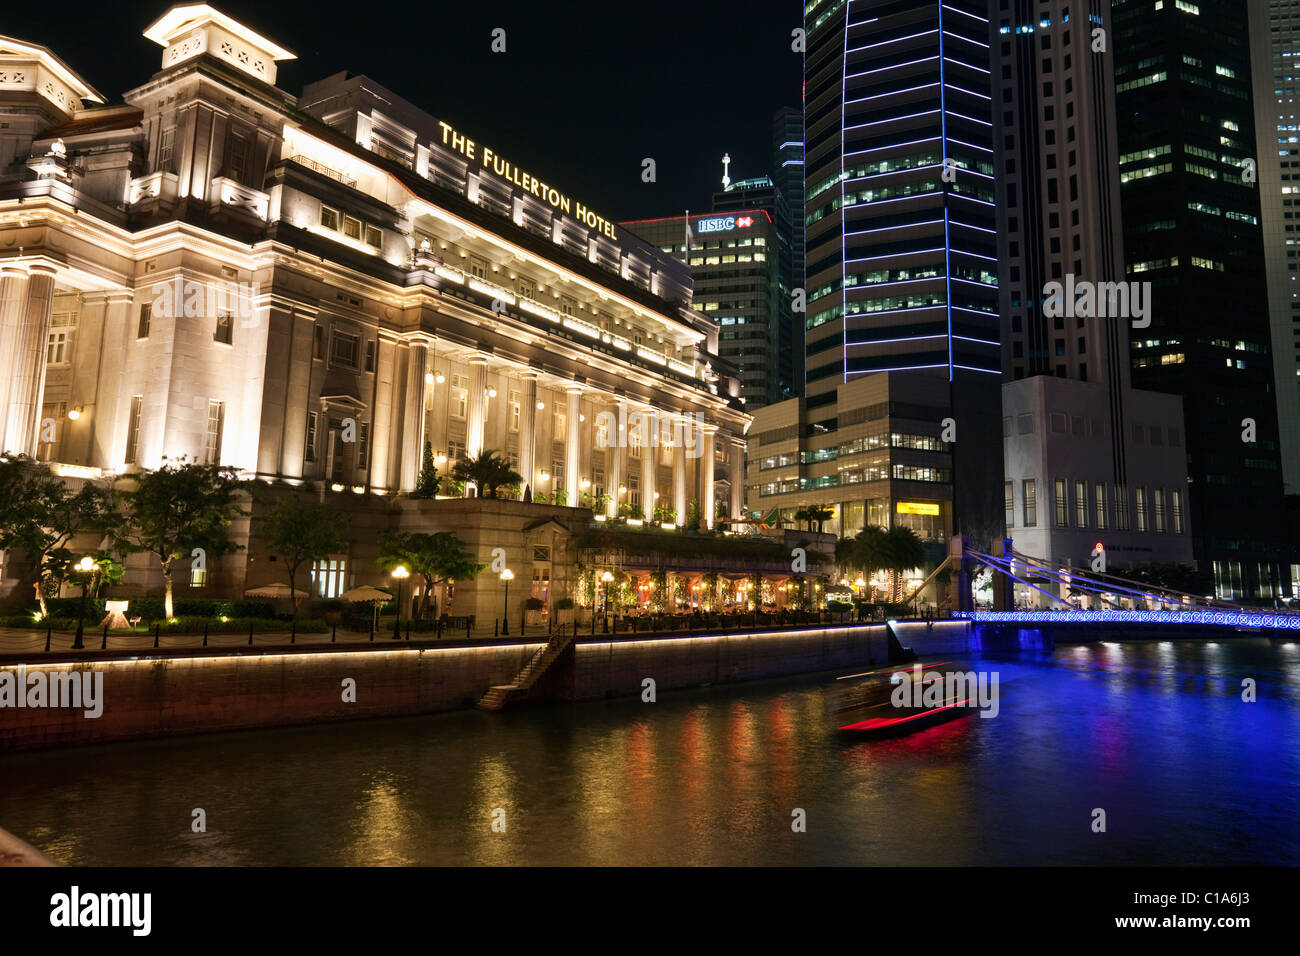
[957, 609, 1300, 630]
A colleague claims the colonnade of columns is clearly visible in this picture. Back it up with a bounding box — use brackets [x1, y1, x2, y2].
[395, 342, 746, 527]
[0, 263, 57, 457]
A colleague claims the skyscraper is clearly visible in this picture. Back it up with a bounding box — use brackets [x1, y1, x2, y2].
[769, 0, 1003, 549]
[1249, 0, 1300, 499]
[993, 0, 1192, 584]
[1115, 0, 1290, 599]
[772, 105, 806, 390]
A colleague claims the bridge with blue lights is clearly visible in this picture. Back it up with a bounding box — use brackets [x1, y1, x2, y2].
[941, 541, 1300, 634]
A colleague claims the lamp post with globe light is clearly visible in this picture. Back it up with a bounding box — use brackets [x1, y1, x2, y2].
[500, 568, 514, 635]
[391, 565, 409, 640]
[600, 570, 614, 633]
[71, 555, 96, 649]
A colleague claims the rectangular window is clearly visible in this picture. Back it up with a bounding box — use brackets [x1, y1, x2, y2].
[313, 325, 325, 360]
[46, 330, 72, 364]
[469, 255, 489, 280]
[1154, 488, 1165, 532]
[228, 132, 248, 184]
[205, 400, 224, 464]
[189, 562, 207, 588]
[509, 390, 520, 431]
[305, 411, 318, 462]
[1116, 484, 1130, 530]
[125, 396, 143, 465]
[357, 422, 369, 469]
[1136, 487, 1148, 532]
[330, 329, 359, 368]
[343, 216, 362, 240]
[364, 225, 382, 249]
[552, 457, 565, 482]
[448, 438, 465, 462]
[364, 339, 376, 373]
[560, 295, 576, 317]
[158, 127, 175, 172]
[518, 277, 535, 299]
[630, 473, 640, 508]
[137, 303, 151, 340]
[214, 311, 233, 345]
[1172, 490, 1184, 534]
[311, 558, 347, 599]
[1054, 478, 1068, 527]
[451, 374, 467, 419]
[1095, 483, 1107, 530]
[1023, 479, 1037, 527]
[1075, 480, 1087, 527]
[320, 206, 339, 231]
[1004, 481, 1014, 528]
[554, 409, 566, 439]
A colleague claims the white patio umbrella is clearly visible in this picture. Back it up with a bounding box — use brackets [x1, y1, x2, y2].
[339, 586, 393, 602]
[243, 583, 309, 602]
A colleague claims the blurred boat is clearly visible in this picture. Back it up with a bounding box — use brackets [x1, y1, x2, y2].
[834, 661, 975, 737]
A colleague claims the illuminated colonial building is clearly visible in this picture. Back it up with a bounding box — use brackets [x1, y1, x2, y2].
[0, 5, 752, 618]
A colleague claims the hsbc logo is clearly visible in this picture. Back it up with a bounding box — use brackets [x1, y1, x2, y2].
[696, 215, 755, 234]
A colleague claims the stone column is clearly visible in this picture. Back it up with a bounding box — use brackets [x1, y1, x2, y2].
[673, 415, 688, 527]
[730, 437, 745, 522]
[519, 371, 538, 496]
[640, 408, 656, 521]
[5, 266, 56, 456]
[606, 399, 624, 518]
[399, 340, 427, 492]
[466, 354, 488, 460]
[700, 423, 716, 531]
[566, 386, 582, 506]
[0, 267, 30, 453]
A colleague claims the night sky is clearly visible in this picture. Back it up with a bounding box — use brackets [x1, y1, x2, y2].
[5, 0, 804, 223]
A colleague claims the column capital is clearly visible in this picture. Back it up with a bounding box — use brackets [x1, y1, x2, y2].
[27, 263, 58, 278]
[0, 265, 28, 278]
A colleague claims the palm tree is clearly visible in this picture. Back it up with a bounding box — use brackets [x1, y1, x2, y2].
[451, 449, 522, 499]
[881, 525, 925, 602]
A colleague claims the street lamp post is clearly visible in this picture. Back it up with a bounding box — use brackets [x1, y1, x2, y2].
[500, 568, 514, 636]
[391, 565, 409, 640]
[71, 555, 95, 650]
[601, 571, 614, 633]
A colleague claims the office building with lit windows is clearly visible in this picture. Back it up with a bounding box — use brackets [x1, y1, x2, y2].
[994, 0, 1192, 584]
[0, 5, 750, 619]
[1250, 0, 1300, 498]
[746, 0, 1005, 558]
[1115, 0, 1291, 599]
[622, 180, 794, 408]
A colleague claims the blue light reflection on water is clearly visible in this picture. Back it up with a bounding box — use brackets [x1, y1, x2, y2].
[0, 637, 1296, 865]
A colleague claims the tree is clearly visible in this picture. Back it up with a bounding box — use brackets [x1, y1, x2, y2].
[796, 505, 834, 533]
[451, 449, 522, 499]
[881, 525, 926, 602]
[377, 530, 485, 620]
[686, 498, 702, 529]
[0, 456, 114, 617]
[413, 441, 440, 498]
[261, 495, 349, 622]
[113, 461, 246, 619]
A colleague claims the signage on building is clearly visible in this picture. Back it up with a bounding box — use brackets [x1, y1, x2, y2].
[437, 121, 617, 240]
[696, 215, 754, 234]
[896, 501, 941, 516]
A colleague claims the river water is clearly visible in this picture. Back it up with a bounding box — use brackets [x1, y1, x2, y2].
[3, 637, 1297, 865]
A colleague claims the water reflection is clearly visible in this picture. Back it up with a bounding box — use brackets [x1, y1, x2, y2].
[1, 638, 1297, 865]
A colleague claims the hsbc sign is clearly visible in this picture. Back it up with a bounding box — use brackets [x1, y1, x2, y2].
[696, 214, 755, 233]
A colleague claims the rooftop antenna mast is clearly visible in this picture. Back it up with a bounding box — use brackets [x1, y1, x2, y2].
[721, 153, 731, 190]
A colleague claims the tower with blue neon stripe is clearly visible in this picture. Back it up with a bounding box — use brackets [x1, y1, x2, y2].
[802, 0, 1005, 546]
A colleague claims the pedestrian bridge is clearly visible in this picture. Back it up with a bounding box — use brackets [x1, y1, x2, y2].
[944, 541, 1300, 632]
